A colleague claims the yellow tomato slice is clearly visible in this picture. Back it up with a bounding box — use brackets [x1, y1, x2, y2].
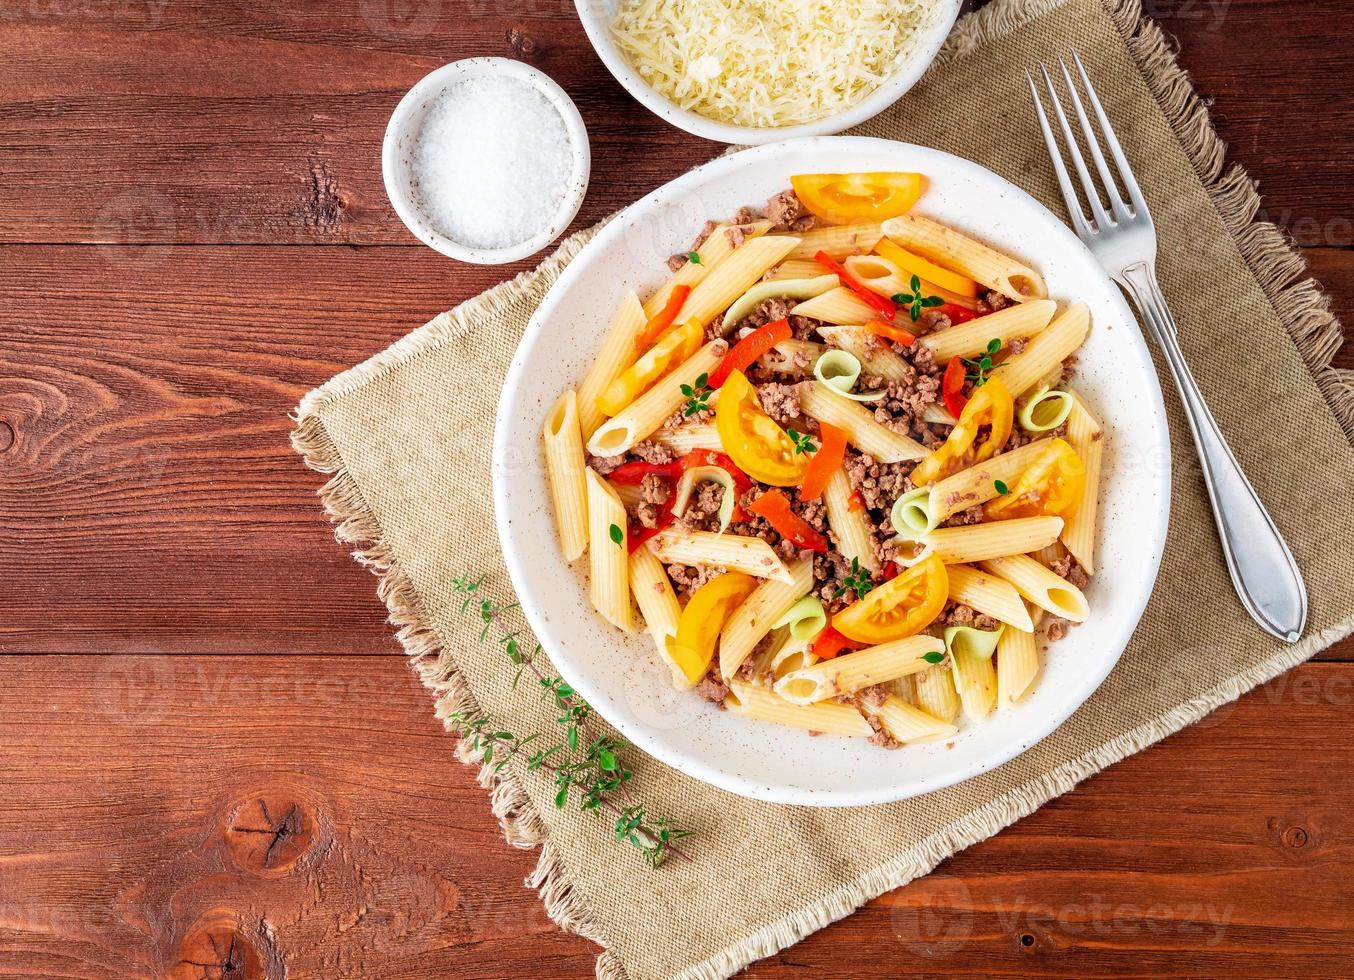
[874, 238, 978, 298]
[911, 375, 1015, 486]
[834, 555, 948, 644]
[597, 318, 702, 417]
[714, 370, 809, 487]
[791, 172, 925, 225]
[670, 571, 759, 684]
[984, 437, 1086, 520]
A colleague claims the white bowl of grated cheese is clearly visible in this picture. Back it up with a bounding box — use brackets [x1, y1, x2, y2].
[382, 58, 591, 264]
[575, 0, 963, 143]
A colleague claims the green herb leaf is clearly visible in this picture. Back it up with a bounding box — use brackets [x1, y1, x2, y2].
[609, 523, 624, 545]
[688, 251, 702, 265]
[787, 428, 817, 455]
[994, 479, 1010, 495]
[922, 651, 945, 665]
[892, 276, 945, 323]
[987, 337, 1002, 353]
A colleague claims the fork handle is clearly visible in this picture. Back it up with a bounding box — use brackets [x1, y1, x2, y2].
[1115, 261, 1308, 642]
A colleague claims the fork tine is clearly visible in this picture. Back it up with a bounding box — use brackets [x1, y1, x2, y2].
[1026, 70, 1093, 240]
[1038, 63, 1112, 232]
[1058, 57, 1130, 222]
[1071, 49, 1149, 217]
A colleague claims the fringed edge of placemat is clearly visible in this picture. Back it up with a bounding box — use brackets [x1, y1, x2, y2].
[292, 0, 1352, 976]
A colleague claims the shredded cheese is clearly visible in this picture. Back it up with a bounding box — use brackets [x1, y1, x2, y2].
[610, 0, 936, 128]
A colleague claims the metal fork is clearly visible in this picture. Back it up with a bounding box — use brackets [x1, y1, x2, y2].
[1028, 52, 1307, 643]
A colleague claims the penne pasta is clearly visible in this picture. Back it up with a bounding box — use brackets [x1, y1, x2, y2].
[721, 274, 838, 333]
[873, 238, 980, 303]
[874, 695, 958, 744]
[980, 555, 1089, 623]
[720, 557, 815, 679]
[587, 341, 727, 457]
[762, 339, 825, 376]
[644, 220, 774, 318]
[990, 302, 1090, 397]
[628, 545, 688, 687]
[922, 402, 958, 426]
[585, 468, 634, 632]
[577, 291, 645, 439]
[886, 673, 916, 704]
[648, 529, 794, 584]
[679, 236, 801, 331]
[799, 382, 928, 463]
[785, 222, 883, 261]
[843, 252, 979, 312]
[946, 563, 1035, 631]
[824, 468, 880, 575]
[950, 641, 998, 723]
[913, 664, 961, 723]
[919, 299, 1058, 363]
[925, 439, 1059, 526]
[726, 681, 873, 737]
[791, 286, 877, 325]
[816, 325, 915, 382]
[767, 258, 829, 281]
[774, 635, 945, 705]
[541, 390, 589, 562]
[916, 516, 1065, 566]
[881, 214, 1049, 301]
[997, 622, 1039, 707]
[1061, 390, 1104, 573]
[650, 421, 723, 454]
[1031, 540, 1067, 568]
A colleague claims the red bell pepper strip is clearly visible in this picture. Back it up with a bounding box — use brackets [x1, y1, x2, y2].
[814, 250, 896, 320]
[847, 489, 867, 513]
[942, 356, 968, 417]
[812, 625, 865, 661]
[938, 302, 977, 325]
[882, 561, 901, 581]
[708, 319, 791, 388]
[799, 422, 847, 502]
[606, 458, 683, 485]
[634, 284, 691, 350]
[862, 319, 916, 347]
[747, 489, 829, 553]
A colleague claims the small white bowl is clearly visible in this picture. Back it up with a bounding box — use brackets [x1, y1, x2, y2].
[382, 58, 591, 265]
[573, 0, 963, 144]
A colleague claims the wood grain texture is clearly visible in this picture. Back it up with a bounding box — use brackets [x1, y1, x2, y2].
[1, 0, 1351, 976]
[0, 657, 1350, 978]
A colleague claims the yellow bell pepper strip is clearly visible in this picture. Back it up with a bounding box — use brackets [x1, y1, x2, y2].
[874, 238, 978, 298]
[714, 369, 810, 487]
[670, 571, 759, 685]
[597, 318, 703, 417]
[791, 172, 925, 224]
[634, 284, 691, 350]
[984, 437, 1086, 520]
[833, 554, 948, 645]
[910, 375, 1015, 486]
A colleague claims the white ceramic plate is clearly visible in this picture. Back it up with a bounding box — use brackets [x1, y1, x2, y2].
[573, 0, 962, 144]
[494, 137, 1171, 807]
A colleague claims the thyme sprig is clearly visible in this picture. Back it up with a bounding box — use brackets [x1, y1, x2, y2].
[833, 556, 875, 602]
[787, 427, 817, 455]
[680, 372, 712, 417]
[962, 338, 1002, 387]
[891, 274, 944, 322]
[448, 575, 693, 868]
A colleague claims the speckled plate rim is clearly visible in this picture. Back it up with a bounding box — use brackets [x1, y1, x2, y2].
[493, 136, 1171, 807]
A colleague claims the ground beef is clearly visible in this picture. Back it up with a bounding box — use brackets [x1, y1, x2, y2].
[587, 453, 624, 475]
[866, 376, 941, 436]
[916, 308, 952, 333]
[634, 502, 659, 528]
[940, 504, 986, 528]
[1059, 354, 1078, 386]
[974, 290, 1012, 315]
[664, 405, 712, 428]
[1045, 618, 1070, 642]
[906, 342, 941, 378]
[695, 670, 730, 707]
[1005, 423, 1067, 451]
[640, 473, 670, 505]
[733, 206, 756, 226]
[843, 450, 912, 512]
[726, 225, 747, 249]
[1049, 554, 1091, 588]
[1008, 337, 1028, 356]
[813, 549, 863, 614]
[868, 728, 905, 749]
[756, 381, 804, 427]
[667, 563, 724, 599]
[765, 190, 815, 232]
[629, 440, 674, 465]
[943, 603, 1001, 631]
[674, 481, 724, 532]
[691, 219, 717, 252]
[666, 253, 687, 273]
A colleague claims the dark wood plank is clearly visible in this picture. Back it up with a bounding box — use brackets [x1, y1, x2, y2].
[1, 656, 1349, 978]
[0, 0, 1351, 247]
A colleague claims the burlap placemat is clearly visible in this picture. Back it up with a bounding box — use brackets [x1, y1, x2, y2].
[291, 1, 1354, 976]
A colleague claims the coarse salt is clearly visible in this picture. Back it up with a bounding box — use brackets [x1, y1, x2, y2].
[411, 75, 574, 250]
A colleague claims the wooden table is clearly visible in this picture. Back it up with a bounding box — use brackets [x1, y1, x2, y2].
[2, 2, 1351, 976]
